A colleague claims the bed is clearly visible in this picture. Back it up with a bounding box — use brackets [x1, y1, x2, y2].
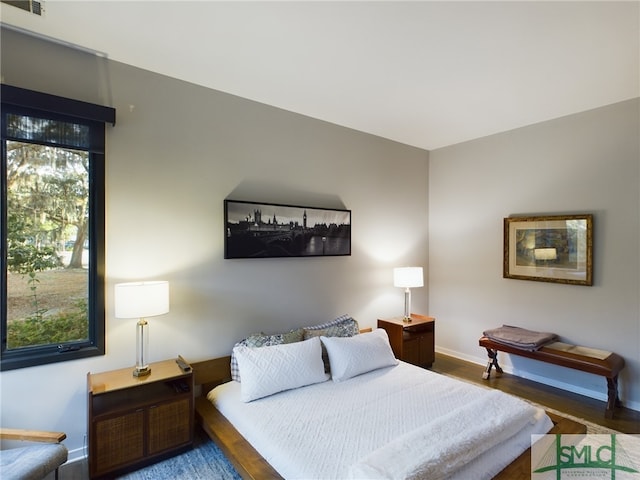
[192, 326, 586, 480]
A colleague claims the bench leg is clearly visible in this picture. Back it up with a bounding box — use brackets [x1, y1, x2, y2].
[605, 375, 622, 419]
[482, 348, 503, 380]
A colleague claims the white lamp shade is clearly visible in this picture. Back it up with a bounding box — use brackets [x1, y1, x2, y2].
[393, 267, 424, 288]
[115, 281, 170, 319]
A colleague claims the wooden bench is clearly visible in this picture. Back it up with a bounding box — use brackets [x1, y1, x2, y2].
[479, 336, 625, 418]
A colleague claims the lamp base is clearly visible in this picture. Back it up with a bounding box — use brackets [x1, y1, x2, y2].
[403, 288, 412, 323]
[133, 366, 151, 377]
[134, 318, 150, 377]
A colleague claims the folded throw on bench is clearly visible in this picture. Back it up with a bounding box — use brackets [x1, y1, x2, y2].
[483, 325, 557, 351]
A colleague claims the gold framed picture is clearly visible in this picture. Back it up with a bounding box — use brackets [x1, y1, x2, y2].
[504, 214, 593, 286]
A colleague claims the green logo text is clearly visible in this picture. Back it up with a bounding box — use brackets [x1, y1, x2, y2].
[532, 434, 640, 480]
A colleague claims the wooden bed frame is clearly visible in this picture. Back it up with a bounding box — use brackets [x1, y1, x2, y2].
[191, 356, 586, 480]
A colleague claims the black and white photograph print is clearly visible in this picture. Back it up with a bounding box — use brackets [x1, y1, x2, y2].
[224, 200, 351, 259]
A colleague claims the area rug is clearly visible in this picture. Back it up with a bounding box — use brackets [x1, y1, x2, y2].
[541, 405, 618, 435]
[117, 430, 241, 480]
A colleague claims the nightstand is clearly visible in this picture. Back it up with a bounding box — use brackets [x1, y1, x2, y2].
[378, 314, 435, 368]
[87, 358, 194, 479]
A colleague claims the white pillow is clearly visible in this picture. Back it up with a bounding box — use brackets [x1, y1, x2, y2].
[234, 336, 328, 402]
[321, 328, 398, 382]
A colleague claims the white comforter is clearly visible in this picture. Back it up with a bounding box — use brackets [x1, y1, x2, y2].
[208, 361, 552, 480]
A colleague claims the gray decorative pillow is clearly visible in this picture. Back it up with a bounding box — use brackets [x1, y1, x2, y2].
[304, 315, 360, 336]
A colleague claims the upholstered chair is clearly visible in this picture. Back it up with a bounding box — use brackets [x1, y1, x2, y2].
[0, 428, 68, 480]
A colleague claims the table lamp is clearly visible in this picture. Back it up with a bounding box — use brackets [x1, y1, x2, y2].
[393, 267, 423, 322]
[115, 281, 169, 377]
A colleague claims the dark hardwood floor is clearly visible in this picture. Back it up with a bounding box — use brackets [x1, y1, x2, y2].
[431, 352, 640, 434]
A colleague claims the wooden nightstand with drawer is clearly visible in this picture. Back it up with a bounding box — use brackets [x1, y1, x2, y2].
[378, 314, 435, 368]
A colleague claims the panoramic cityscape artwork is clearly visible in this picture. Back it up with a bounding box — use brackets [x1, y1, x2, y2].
[225, 200, 351, 259]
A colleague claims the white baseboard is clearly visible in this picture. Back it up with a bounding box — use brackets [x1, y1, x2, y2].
[66, 446, 87, 465]
[435, 346, 640, 413]
[60, 448, 88, 479]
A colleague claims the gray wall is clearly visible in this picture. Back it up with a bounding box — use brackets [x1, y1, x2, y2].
[429, 98, 640, 410]
[0, 28, 429, 460]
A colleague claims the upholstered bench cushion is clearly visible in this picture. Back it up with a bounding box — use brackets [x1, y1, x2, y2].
[0, 443, 67, 480]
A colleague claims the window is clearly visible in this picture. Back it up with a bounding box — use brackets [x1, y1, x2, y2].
[1, 84, 115, 370]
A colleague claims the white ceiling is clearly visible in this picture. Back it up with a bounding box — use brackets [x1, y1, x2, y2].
[1, 1, 638, 150]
